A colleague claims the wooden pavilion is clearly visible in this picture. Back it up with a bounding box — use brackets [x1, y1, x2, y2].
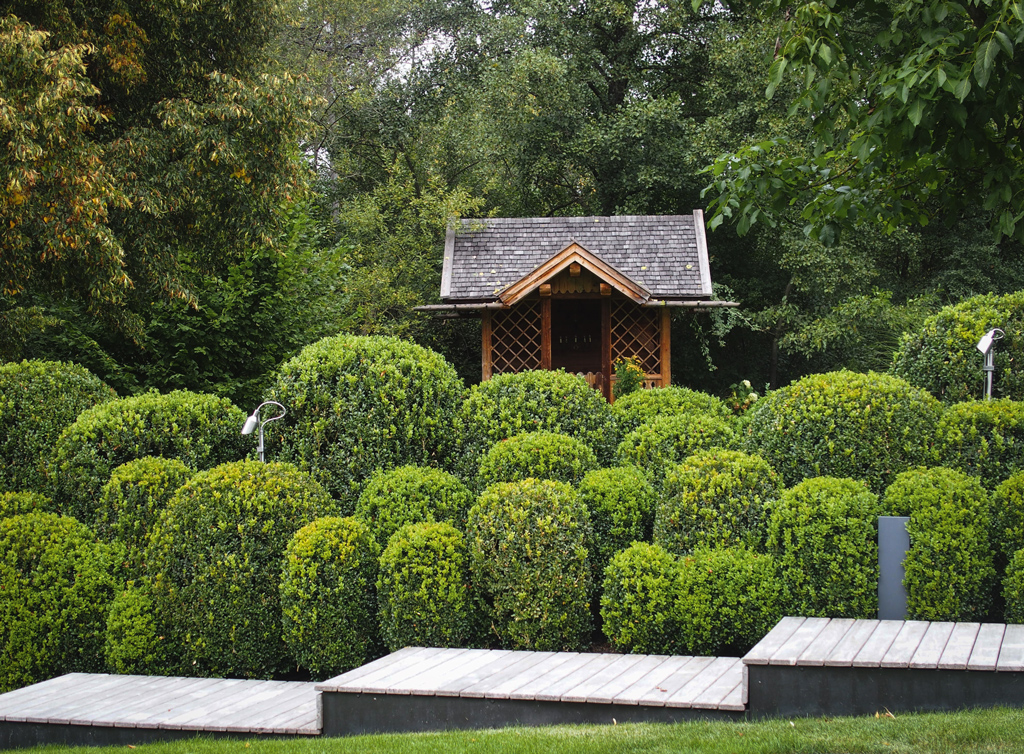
[417, 213, 738, 400]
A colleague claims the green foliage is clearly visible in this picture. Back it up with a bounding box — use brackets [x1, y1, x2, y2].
[96, 458, 194, 578]
[268, 334, 465, 507]
[280, 516, 380, 678]
[746, 370, 943, 493]
[146, 460, 337, 678]
[0, 512, 121, 692]
[767, 477, 880, 618]
[599, 542, 682, 654]
[0, 491, 55, 518]
[892, 292, 1024, 403]
[676, 547, 784, 656]
[655, 450, 781, 556]
[1004, 549, 1024, 624]
[992, 473, 1024, 564]
[936, 400, 1024, 488]
[377, 521, 480, 652]
[611, 385, 732, 437]
[477, 431, 598, 488]
[467, 479, 592, 651]
[49, 390, 248, 522]
[104, 581, 180, 676]
[0, 360, 115, 493]
[355, 465, 474, 548]
[612, 357, 645, 399]
[884, 467, 994, 621]
[578, 467, 655, 580]
[614, 413, 738, 486]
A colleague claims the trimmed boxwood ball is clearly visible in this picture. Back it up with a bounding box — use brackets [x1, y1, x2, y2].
[268, 335, 465, 509]
[614, 413, 738, 486]
[0, 491, 56, 517]
[377, 522, 480, 652]
[0, 359, 116, 494]
[936, 400, 1024, 489]
[993, 473, 1024, 563]
[600, 542, 682, 654]
[578, 466, 655, 579]
[467, 479, 593, 651]
[355, 465, 474, 548]
[1004, 549, 1024, 624]
[892, 291, 1024, 403]
[96, 458, 194, 577]
[883, 467, 994, 621]
[49, 390, 248, 523]
[611, 385, 731, 436]
[280, 516, 380, 677]
[104, 581, 181, 676]
[675, 547, 784, 656]
[477, 431, 599, 488]
[746, 370, 942, 493]
[0, 512, 121, 692]
[655, 450, 781, 556]
[146, 461, 337, 679]
[767, 476, 881, 619]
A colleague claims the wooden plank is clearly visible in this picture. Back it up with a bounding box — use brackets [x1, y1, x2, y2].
[938, 623, 981, 670]
[187, 681, 295, 732]
[996, 624, 1024, 672]
[601, 298, 612, 401]
[534, 654, 621, 702]
[0, 674, 109, 720]
[482, 311, 493, 381]
[31, 675, 181, 725]
[588, 655, 671, 704]
[769, 617, 831, 666]
[541, 298, 552, 370]
[149, 679, 272, 729]
[219, 683, 317, 733]
[688, 659, 745, 710]
[825, 620, 879, 667]
[744, 617, 807, 665]
[434, 651, 518, 697]
[460, 652, 561, 699]
[358, 648, 464, 694]
[909, 622, 956, 670]
[248, 690, 320, 734]
[316, 647, 423, 691]
[508, 654, 593, 701]
[852, 620, 904, 667]
[340, 647, 449, 692]
[717, 680, 746, 712]
[560, 654, 647, 703]
[659, 307, 671, 387]
[129, 679, 274, 729]
[795, 618, 855, 666]
[967, 623, 1006, 671]
[881, 621, 931, 668]
[386, 649, 486, 695]
[610, 656, 692, 706]
[86, 677, 229, 727]
[631, 657, 712, 707]
[666, 657, 739, 709]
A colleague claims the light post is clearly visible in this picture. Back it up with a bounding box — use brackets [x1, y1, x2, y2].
[241, 401, 286, 462]
[976, 328, 1005, 401]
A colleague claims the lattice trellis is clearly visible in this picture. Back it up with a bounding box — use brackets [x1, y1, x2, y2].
[491, 301, 542, 374]
[610, 302, 661, 374]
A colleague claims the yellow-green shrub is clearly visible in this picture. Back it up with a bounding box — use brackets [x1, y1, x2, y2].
[614, 413, 738, 486]
[1004, 549, 1024, 623]
[104, 581, 181, 676]
[477, 431, 598, 488]
[578, 466, 655, 579]
[993, 472, 1024, 563]
[600, 542, 682, 654]
[936, 400, 1024, 488]
[0, 491, 55, 518]
[611, 385, 731, 436]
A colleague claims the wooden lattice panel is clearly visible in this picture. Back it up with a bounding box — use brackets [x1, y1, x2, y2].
[491, 301, 542, 374]
[611, 302, 661, 374]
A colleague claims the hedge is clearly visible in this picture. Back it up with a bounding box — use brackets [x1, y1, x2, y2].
[1004, 548, 1024, 624]
[599, 542, 682, 654]
[0, 491, 56, 518]
[745, 370, 943, 493]
[477, 431, 599, 488]
[104, 581, 181, 676]
[611, 386, 731, 436]
[992, 472, 1024, 564]
[936, 400, 1024, 489]
[577, 466, 655, 580]
[614, 413, 738, 486]
[0, 360, 115, 494]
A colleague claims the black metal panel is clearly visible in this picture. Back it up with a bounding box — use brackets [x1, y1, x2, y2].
[0, 721, 301, 750]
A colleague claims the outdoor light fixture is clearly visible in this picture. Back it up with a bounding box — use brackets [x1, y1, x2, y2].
[976, 328, 1005, 401]
[241, 401, 286, 462]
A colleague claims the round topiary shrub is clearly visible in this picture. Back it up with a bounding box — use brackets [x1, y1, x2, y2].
[96, 457, 194, 577]
[146, 460, 337, 678]
[0, 491, 56, 518]
[467, 479, 593, 651]
[578, 466, 656, 580]
[655, 450, 781, 556]
[892, 291, 1024, 403]
[280, 516, 380, 678]
[936, 400, 1024, 489]
[883, 467, 994, 621]
[1004, 548, 1024, 624]
[104, 581, 181, 676]
[614, 413, 738, 486]
[477, 431, 599, 488]
[746, 370, 942, 493]
[767, 476, 880, 618]
[267, 335, 465, 509]
[675, 547, 784, 656]
[992, 472, 1024, 563]
[355, 465, 474, 548]
[600, 542, 682, 654]
[377, 521, 480, 652]
[0, 512, 121, 692]
[0, 359, 116, 494]
[453, 370, 617, 478]
[49, 390, 248, 523]
[611, 385, 731, 436]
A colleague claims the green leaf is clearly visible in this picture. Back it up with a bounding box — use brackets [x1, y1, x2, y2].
[954, 75, 972, 101]
[908, 98, 925, 127]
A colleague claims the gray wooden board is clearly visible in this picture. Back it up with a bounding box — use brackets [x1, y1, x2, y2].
[611, 655, 693, 706]
[218, 683, 318, 733]
[588, 655, 670, 704]
[90, 677, 240, 727]
[689, 659, 744, 710]
[632, 657, 712, 707]
[744, 617, 806, 665]
[508, 654, 592, 701]
[403, 650, 513, 697]
[852, 620, 904, 668]
[45, 676, 198, 725]
[560, 654, 647, 703]
[435, 651, 519, 697]
[251, 693, 320, 734]
[717, 679, 746, 712]
[796, 618, 855, 666]
[909, 622, 956, 670]
[346, 647, 451, 692]
[825, 620, 880, 667]
[769, 617, 831, 666]
[967, 623, 1006, 671]
[997, 623, 1024, 672]
[154, 679, 276, 728]
[460, 652, 561, 699]
[1, 674, 125, 720]
[666, 657, 739, 709]
[19, 674, 142, 723]
[365, 648, 472, 694]
[118, 677, 244, 727]
[938, 622, 980, 670]
[880, 621, 931, 668]
[196, 681, 304, 732]
[533, 654, 620, 702]
[134, 679, 282, 730]
[316, 647, 435, 691]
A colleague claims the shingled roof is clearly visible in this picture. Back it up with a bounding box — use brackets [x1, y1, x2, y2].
[440, 213, 713, 303]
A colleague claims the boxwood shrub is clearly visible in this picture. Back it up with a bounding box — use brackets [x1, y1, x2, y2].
[655, 450, 781, 556]
[355, 465, 474, 548]
[280, 516, 380, 677]
[891, 291, 1024, 403]
[49, 390, 248, 523]
[477, 431, 599, 488]
[936, 400, 1024, 488]
[377, 522, 480, 652]
[0, 491, 56, 518]
[675, 547, 784, 656]
[611, 386, 731, 436]
[1004, 548, 1024, 624]
[614, 413, 738, 486]
[0, 512, 121, 692]
[146, 460, 337, 678]
[883, 467, 994, 621]
[767, 476, 880, 618]
[578, 466, 655, 580]
[600, 542, 682, 654]
[746, 370, 942, 493]
[992, 472, 1024, 563]
[0, 360, 116, 494]
[268, 335, 465, 508]
[467, 479, 593, 651]
[104, 581, 181, 676]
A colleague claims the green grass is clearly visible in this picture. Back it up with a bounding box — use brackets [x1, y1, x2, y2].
[19, 707, 1024, 754]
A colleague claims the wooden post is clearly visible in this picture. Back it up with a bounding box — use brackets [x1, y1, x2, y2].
[482, 310, 493, 381]
[602, 299, 612, 401]
[660, 307, 672, 387]
[541, 298, 552, 370]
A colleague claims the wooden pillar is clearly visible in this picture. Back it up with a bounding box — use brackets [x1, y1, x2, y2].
[602, 299, 612, 401]
[660, 307, 672, 387]
[541, 298, 552, 370]
[482, 310, 493, 381]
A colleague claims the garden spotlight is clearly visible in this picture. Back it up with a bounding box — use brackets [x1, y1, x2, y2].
[241, 401, 286, 462]
[975, 328, 1005, 401]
